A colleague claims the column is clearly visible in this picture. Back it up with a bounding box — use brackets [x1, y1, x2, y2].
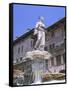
[53, 57, 57, 72]
[61, 55, 64, 65]
[61, 55, 65, 70]
[54, 57, 56, 66]
[48, 59, 51, 68]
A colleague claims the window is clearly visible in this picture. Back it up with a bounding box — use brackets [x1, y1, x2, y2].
[51, 57, 54, 66]
[56, 55, 61, 66]
[52, 43, 55, 48]
[49, 43, 55, 49]
[45, 60, 48, 69]
[50, 45, 52, 49]
[18, 47, 20, 54]
[21, 46, 23, 52]
[16, 59, 18, 62]
[63, 53, 65, 64]
[20, 57, 22, 61]
[44, 46, 48, 51]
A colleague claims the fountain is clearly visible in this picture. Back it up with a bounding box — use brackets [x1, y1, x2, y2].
[22, 16, 52, 84]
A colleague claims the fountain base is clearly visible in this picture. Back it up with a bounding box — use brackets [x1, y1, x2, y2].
[23, 50, 52, 84]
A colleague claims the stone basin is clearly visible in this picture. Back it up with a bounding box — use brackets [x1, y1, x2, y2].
[24, 50, 52, 60]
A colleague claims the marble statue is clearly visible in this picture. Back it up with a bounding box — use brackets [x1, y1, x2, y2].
[34, 16, 46, 50]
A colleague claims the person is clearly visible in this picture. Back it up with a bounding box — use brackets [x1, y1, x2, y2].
[34, 16, 46, 50]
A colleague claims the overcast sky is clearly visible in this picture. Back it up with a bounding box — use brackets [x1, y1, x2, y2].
[13, 4, 65, 40]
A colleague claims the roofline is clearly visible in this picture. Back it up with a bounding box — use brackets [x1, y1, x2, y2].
[13, 17, 66, 45]
[47, 17, 66, 31]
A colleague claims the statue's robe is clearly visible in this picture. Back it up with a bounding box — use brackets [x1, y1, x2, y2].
[34, 21, 45, 50]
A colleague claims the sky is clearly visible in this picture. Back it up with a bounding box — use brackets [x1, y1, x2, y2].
[13, 4, 65, 40]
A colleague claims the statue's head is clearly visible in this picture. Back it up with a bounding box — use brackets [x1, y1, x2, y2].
[39, 16, 44, 22]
